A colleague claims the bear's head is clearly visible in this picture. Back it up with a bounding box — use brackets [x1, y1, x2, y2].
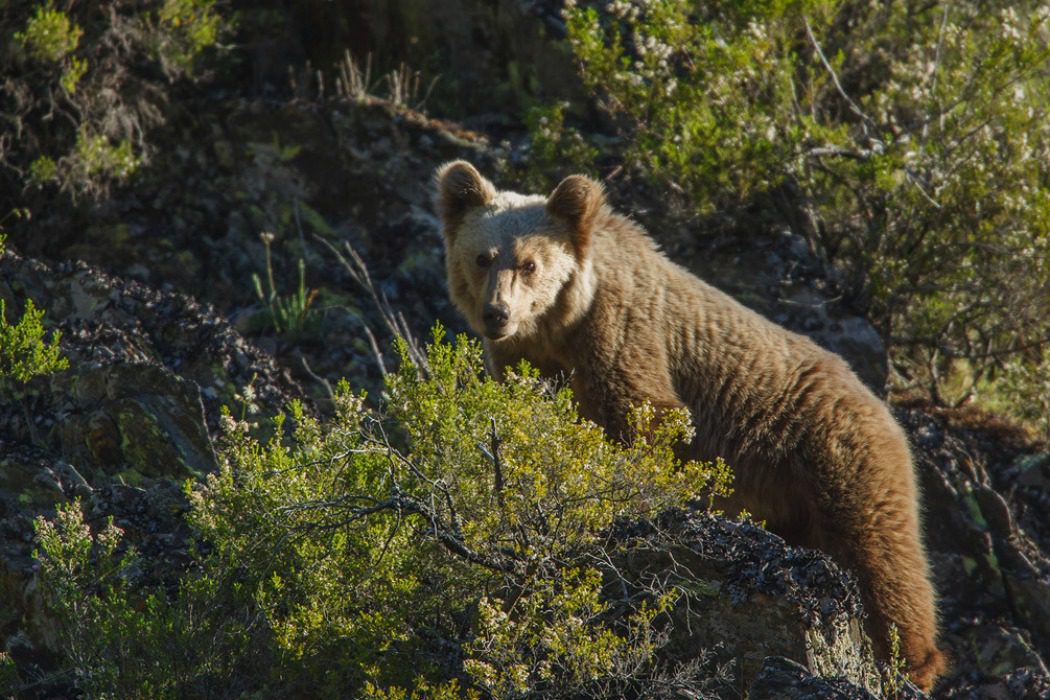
[435, 161, 602, 342]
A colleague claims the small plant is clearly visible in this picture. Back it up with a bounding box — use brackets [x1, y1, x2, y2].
[13, 2, 89, 96]
[72, 130, 141, 181]
[28, 157, 59, 186]
[33, 502, 140, 696]
[0, 236, 68, 383]
[383, 62, 439, 111]
[230, 372, 261, 423]
[882, 623, 910, 698]
[14, 3, 83, 63]
[156, 0, 223, 74]
[0, 297, 68, 383]
[0, 652, 16, 693]
[251, 231, 319, 340]
[327, 51, 437, 111]
[334, 50, 374, 102]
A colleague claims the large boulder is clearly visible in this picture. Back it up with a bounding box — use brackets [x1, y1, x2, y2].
[611, 511, 889, 697]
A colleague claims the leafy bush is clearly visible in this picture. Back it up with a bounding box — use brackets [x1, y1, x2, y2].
[0, 236, 67, 383]
[33, 503, 258, 699]
[987, 349, 1050, 438]
[0, 296, 67, 383]
[566, 0, 830, 211]
[560, 0, 1050, 415]
[14, 4, 83, 63]
[1, 0, 230, 203]
[31, 330, 731, 697]
[519, 102, 600, 192]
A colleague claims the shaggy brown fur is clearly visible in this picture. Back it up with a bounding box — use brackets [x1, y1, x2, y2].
[434, 161, 947, 691]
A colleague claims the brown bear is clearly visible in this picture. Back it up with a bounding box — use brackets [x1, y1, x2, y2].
[434, 160, 947, 691]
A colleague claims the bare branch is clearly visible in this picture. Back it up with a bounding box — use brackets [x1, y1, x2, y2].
[806, 145, 872, 160]
[803, 16, 873, 132]
[395, 489, 523, 575]
[274, 479, 523, 576]
[315, 234, 429, 374]
[295, 350, 335, 402]
[362, 325, 388, 376]
[478, 417, 505, 507]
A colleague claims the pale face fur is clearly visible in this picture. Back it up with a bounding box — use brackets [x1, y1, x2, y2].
[436, 163, 597, 345]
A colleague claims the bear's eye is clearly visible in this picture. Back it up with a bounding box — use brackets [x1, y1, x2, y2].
[476, 254, 492, 268]
[521, 261, 536, 274]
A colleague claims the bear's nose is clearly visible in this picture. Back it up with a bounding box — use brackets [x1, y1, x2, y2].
[483, 303, 510, 329]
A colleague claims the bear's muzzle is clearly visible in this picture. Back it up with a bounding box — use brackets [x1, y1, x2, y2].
[482, 302, 511, 338]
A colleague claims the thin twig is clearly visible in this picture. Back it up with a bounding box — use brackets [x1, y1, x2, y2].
[921, 4, 952, 148]
[805, 145, 871, 160]
[488, 418, 505, 506]
[803, 16, 873, 133]
[362, 325, 388, 376]
[315, 234, 428, 374]
[296, 351, 335, 402]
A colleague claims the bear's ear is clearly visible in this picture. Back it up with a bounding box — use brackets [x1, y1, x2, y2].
[434, 161, 496, 237]
[546, 175, 604, 258]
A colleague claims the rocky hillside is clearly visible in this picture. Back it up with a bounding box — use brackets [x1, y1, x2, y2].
[2, 1, 1048, 698]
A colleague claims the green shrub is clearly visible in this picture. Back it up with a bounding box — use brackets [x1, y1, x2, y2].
[565, 0, 836, 213]
[0, 296, 68, 383]
[988, 350, 1050, 439]
[1, 0, 231, 202]
[157, 0, 224, 74]
[0, 236, 68, 383]
[33, 501, 260, 699]
[520, 102, 600, 192]
[250, 232, 320, 341]
[14, 3, 83, 63]
[31, 330, 731, 697]
[561, 0, 1050, 412]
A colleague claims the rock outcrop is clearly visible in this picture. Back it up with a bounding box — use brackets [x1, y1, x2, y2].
[0, 249, 302, 670]
[903, 406, 1050, 698]
[613, 512, 887, 696]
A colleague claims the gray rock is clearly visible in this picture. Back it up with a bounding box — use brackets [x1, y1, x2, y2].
[749, 656, 923, 699]
[610, 512, 884, 695]
[900, 407, 1050, 696]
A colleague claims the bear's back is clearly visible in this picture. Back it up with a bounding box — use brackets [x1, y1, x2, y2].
[586, 212, 889, 464]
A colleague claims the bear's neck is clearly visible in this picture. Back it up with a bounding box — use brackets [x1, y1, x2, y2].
[553, 256, 597, 333]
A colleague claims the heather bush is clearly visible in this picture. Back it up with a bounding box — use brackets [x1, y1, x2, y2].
[560, 0, 1050, 417]
[31, 330, 732, 697]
